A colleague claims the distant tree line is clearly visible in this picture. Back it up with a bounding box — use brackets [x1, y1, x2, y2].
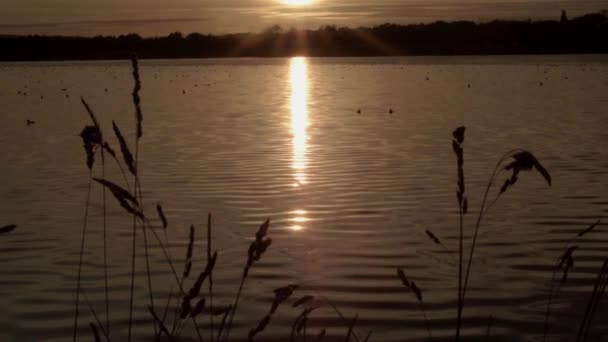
[1, 11, 607, 61]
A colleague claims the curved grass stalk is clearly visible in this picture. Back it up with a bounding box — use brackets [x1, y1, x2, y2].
[73, 171, 93, 342]
[139, 217, 203, 341]
[100, 148, 111, 339]
[82, 289, 110, 341]
[457, 149, 523, 339]
[207, 213, 215, 342]
[222, 276, 246, 341]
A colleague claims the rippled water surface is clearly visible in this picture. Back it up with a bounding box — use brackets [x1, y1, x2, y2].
[1, 56, 608, 341]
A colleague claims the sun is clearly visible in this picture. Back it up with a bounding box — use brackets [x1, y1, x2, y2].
[282, 0, 313, 5]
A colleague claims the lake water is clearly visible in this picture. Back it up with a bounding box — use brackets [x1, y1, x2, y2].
[1, 55, 608, 341]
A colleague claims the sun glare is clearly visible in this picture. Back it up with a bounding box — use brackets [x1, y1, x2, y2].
[282, 0, 313, 6]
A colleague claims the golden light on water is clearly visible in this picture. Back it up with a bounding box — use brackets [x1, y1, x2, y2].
[290, 210, 308, 231]
[290, 57, 309, 188]
[289, 57, 310, 232]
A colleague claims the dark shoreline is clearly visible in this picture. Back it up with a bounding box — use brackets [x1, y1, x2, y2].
[2, 11, 607, 62]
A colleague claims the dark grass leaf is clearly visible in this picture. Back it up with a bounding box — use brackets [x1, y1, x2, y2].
[93, 178, 143, 219]
[245, 220, 273, 277]
[80, 97, 100, 129]
[317, 329, 326, 340]
[80, 126, 101, 169]
[148, 305, 172, 337]
[93, 178, 138, 205]
[131, 56, 143, 139]
[217, 305, 232, 340]
[182, 251, 218, 313]
[505, 151, 551, 187]
[183, 225, 195, 278]
[293, 295, 315, 308]
[112, 121, 136, 176]
[191, 298, 206, 318]
[397, 268, 423, 302]
[156, 204, 168, 230]
[102, 142, 116, 158]
[180, 299, 191, 320]
[256, 218, 270, 241]
[0, 225, 17, 234]
[558, 246, 578, 283]
[425, 230, 441, 245]
[271, 284, 298, 313]
[500, 178, 512, 194]
[463, 197, 468, 214]
[411, 282, 423, 302]
[506, 152, 535, 171]
[79, 123, 101, 143]
[534, 160, 552, 186]
[559, 246, 578, 268]
[453, 126, 465, 144]
[291, 308, 315, 340]
[248, 314, 271, 341]
[89, 322, 101, 342]
[578, 220, 601, 237]
[397, 268, 410, 288]
[345, 314, 358, 342]
[296, 314, 308, 335]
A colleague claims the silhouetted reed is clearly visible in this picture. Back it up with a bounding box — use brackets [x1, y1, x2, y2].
[290, 303, 316, 341]
[452, 126, 467, 340]
[73, 111, 101, 341]
[484, 316, 494, 341]
[74, 56, 158, 341]
[249, 284, 298, 341]
[424, 230, 441, 246]
[578, 219, 601, 237]
[345, 314, 359, 342]
[0, 225, 16, 234]
[450, 126, 552, 341]
[207, 213, 215, 341]
[397, 268, 431, 338]
[576, 258, 608, 342]
[215, 305, 233, 342]
[82, 289, 109, 342]
[287, 295, 365, 342]
[111, 121, 136, 176]
[183, 225, 195, 278]
[149, 305, 173, 340]
[157, 204, 168, 230]
[223, 219, 272, 341]
[543, 220, 602, 341]
[318, 328, 326, 340]
[64, 56, 608, 342]
[90, 322, 101, 342]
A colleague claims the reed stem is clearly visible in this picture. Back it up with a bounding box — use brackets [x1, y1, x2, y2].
[208, 213, 215, 342]
[73, 171, 93, 342]
[459, 150, 522, 328]
[101, 147, 111, 339]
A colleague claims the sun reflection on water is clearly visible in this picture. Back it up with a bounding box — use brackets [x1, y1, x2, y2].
[290, 210, 308, 231]
[289, 57, 309, 231]
[290, 57, 308, 187]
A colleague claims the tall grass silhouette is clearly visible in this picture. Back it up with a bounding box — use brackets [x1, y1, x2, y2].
[448, 127, 553, 340]
[68, 57, 607, 342]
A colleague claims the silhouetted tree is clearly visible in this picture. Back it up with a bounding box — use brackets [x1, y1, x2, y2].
[1, 11, 606, 60]
[168, 32, 183, 40]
